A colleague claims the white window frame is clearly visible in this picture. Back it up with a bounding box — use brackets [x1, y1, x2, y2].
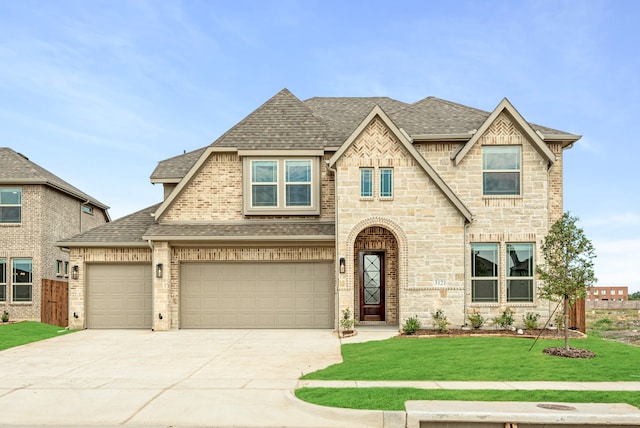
[471, 243, 499, 303]
[0, 258, 6, 302]
[506, 243, 534, 302]
[56, 260, 63, 277]
[379, 168, 394, 198]
[0, 187, 22, 224]
[243, 157, 320, 215]
[360, 168, 373, 199]
[12, 258, 32, 303]
[482, 146, 521, 196]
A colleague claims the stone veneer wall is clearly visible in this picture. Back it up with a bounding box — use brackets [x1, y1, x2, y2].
[353, 226, 398, 324]
[336, 116, 467, 328]
[67, 247, 152, 330]
[167, 246, 335, 330]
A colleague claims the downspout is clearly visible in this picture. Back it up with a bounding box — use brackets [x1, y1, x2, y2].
[463, 220, 470, 327]
[325, 160, 339, 332]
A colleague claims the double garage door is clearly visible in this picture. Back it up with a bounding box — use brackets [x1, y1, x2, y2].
[181, 262, 334, 328]
[86, 262, 333, 329]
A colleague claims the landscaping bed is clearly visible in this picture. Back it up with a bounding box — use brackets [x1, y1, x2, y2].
[401, 328, 584, 339]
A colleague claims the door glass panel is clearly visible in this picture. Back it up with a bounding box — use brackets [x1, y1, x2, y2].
[363, 254, 381, 304]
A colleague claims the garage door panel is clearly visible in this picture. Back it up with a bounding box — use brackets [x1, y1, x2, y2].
[181, 262, 332, 328]
[87, 264, 152, 329]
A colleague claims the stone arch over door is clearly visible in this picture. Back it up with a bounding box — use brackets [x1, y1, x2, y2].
[346, 217, 408, 325]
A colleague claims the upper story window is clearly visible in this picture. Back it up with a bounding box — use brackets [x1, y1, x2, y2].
[380, 168, 393, 198]
[82, 205, 94, 215]
[360, 168, 373, 198]
[482, 146, 521, 196]
[244, 158, 319, 215]
[0, 187, 22, 223]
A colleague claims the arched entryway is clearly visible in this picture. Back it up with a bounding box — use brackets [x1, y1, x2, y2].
[353, 226, 398, 324]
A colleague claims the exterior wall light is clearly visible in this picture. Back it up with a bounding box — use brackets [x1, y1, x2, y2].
[156, 263, 163, 279]
[71, 265, 79, 280]
[339, 257, 346, 274]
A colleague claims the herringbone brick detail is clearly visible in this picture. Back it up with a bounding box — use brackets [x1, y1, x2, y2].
[343, 116, 414, 165]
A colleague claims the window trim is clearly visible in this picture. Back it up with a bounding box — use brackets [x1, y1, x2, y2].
[12, 258, 32, 303]
[379, 168, 394, 199]
[471, 243, 499, 303]
[0, 258, 6, 302]
[243, 157, 320, 215]
[506, 243, 535, 303]
[360, 168, 373, 199]
[0, 187, 22, 224]
[482, 146, 521, 196]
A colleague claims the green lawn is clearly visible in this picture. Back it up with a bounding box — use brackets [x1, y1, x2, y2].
[0, 321, 75, 351]
[302, 335, 640, 381]
[298, 334, 640, 410]
[295, 388, 640, 411]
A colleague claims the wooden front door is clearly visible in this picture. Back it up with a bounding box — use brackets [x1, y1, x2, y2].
[359, 251, 385, 321]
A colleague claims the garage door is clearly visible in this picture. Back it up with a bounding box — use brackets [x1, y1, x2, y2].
[181, 262, 333, 328]
[87, 264, 152, 329]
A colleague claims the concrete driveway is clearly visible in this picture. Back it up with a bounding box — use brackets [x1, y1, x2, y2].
[0, 329, 391, 427]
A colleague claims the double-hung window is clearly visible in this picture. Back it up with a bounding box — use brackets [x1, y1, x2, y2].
[471, 243, 498, 302]
[0, 258, 6, 301]
[245, 158, 319, 215]
[482, 146, 521, 195]
[0, 187, 22, 223]
[506, 243, 534, 302]
[12, 258, 32, 302]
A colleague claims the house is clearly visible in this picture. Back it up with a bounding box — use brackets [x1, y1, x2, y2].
[58, 89, 581, 331]
[586, 286, 629, 302]
[0, 148, 109, 322]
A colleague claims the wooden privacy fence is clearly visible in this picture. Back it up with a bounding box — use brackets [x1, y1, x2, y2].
[41, 279, 68, 327]
[570, 298, 586, 333]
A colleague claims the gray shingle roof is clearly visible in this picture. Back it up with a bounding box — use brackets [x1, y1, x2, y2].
[58, 203, 160, 246]
[0, 147, 109, 209]
[150, 147, 206, 182]
[150, 90, 576, 182]
[212, 88, 328, 150]
[143, 221, 334, 240]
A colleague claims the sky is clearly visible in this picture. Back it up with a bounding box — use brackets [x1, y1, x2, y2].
[1, 0, 638, 292]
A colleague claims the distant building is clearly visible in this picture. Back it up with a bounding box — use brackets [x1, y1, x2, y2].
[586, 286, 628, 302]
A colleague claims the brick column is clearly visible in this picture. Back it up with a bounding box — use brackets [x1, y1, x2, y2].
[152, 241, 171, 331]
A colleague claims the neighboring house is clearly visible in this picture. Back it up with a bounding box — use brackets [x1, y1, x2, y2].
[587, 286, 629, 302]
[0, 148, 109, 322]
[59, 89, 581, 331]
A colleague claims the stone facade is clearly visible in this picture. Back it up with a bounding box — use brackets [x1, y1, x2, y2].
[1, 185, 108, 321]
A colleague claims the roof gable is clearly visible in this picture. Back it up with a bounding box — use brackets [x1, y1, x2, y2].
[211, 88, 327, 150]
[0, 147, 109, 210]
[452, 98, 557, 166]
[329, 106, 473, 222]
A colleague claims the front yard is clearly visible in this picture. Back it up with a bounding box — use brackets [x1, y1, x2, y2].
[296, 333, 640, 410]
[0, 321, 74, 351]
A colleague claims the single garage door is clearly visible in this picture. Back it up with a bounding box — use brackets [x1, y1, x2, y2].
[181, 262, 333, 328]
[87, 263, 152, 329]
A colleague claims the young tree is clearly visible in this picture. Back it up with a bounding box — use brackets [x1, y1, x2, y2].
[537, 212, 596, 350]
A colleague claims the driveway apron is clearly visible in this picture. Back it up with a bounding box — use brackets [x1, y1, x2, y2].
[0, 329, 384, 427]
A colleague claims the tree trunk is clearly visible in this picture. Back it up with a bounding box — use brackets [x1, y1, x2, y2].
[564, 295, 570, 350]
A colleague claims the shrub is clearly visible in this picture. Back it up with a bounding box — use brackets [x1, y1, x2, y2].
[523, 312, 541, 330]
[402, 315, 421, 335]
[1, 310, 8, 323]
[468, 312, 485, 329]
[493, 307, 515, 329]
[432, 309, 450, 333]
[554, 311, 565, 329]
[593, 317, 614, 331]
[339, 308, 357, 331]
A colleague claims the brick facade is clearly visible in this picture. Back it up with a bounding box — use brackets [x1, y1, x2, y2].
[1, 185, 107, 321]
